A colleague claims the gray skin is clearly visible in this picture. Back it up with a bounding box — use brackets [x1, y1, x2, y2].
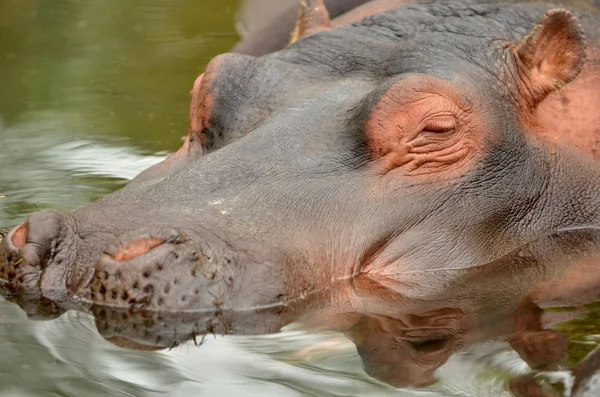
[232, 0, 373, 56]
[0, 0, 599, 352]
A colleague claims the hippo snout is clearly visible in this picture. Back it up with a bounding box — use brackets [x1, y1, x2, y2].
[0, 215, 235, 303]
[0, 211, 303, 346]
[0, 213, 236, 322]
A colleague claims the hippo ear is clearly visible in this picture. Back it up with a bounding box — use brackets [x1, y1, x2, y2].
[513, 9, 586, 107]
[290, 0, 332, 44]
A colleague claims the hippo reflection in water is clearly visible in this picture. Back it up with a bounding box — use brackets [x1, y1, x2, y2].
[1, 0, 600, 394]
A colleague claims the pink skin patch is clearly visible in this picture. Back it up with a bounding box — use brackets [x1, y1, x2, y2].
[11, 223, 27, 249]
[113, 237, 165, 262]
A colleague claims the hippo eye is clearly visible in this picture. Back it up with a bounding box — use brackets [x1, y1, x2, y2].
[422, 115, 456, 134]
[366, 75, 484, 176]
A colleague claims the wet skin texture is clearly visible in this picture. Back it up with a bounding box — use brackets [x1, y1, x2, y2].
[1, 0, 600, 357]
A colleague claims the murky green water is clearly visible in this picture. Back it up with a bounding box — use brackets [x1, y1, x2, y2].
[0, 0, 239, 225]
[1, 1, 599, 396]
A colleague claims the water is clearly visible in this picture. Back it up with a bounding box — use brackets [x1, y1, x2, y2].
[1, 1, 599, 396]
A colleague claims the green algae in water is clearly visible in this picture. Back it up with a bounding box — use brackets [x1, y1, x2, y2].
[554, 300, 600, 366]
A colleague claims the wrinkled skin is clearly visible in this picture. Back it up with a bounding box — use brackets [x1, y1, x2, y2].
[1, 0, 600, 365]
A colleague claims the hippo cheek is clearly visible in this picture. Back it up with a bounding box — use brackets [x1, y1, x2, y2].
[82, 228, 230, 312]
[72, 226, 241, 345]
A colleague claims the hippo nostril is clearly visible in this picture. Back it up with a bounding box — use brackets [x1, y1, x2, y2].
[110, 237, 166, 262]
[12, 211, 63, 255]
[10, 223, 27, 250]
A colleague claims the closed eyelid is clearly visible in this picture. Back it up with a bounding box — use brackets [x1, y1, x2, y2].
[365, 75, 488, 177]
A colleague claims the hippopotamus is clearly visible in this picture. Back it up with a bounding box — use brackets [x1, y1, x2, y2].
[1, 0, 600, 388]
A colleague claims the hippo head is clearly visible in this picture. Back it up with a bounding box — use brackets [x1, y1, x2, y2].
[1, 2, 599, 347]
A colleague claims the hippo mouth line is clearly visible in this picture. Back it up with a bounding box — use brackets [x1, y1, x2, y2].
[4, 225, 600, 313]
